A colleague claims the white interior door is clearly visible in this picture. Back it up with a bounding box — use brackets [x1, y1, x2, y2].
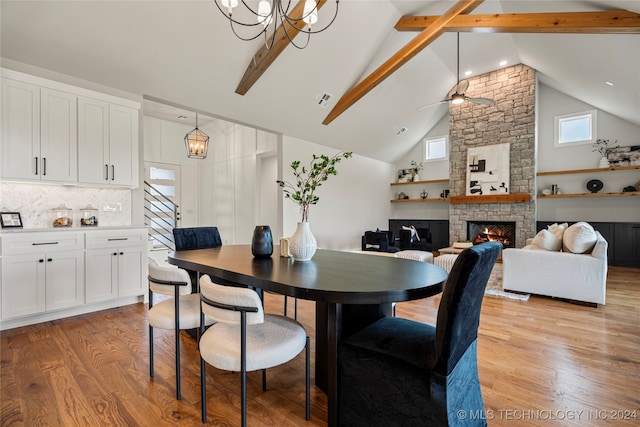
[144, 162, 181, 248]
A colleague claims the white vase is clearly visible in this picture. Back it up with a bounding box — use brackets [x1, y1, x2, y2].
[598, 157, 610, 168]
[289, 222, 317, 261]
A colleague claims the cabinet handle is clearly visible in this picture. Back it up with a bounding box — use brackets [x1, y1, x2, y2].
[39, 259, 44, 263]
[108, 238, 128, 241]
[32, 242, 59, 246]
[113, 252, 118, 256]
[47, 258, 52, 262]
[43, 158, 47, 176]
[35, 157, 39, 175]
[105, 164, 109, 180]
[119, 252, 124, 255]
[111, 165, 115, 181]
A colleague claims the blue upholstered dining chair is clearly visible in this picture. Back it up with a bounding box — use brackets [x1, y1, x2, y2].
[337, 241, 502, 426]
[172, 227, 222, 291]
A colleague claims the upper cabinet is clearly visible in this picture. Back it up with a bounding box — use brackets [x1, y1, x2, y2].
[78, 99, 139, 186]
[1, 69, 140, 187]
[1, 79, 77, 183]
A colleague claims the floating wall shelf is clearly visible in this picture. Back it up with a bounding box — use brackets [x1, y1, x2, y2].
[449, 194, 531, 204]
[537, 165, 639, 176]
[390, 179, 449, 186]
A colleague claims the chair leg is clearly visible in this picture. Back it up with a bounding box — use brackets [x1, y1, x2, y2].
[262, 369, 267, 391]
[305, 336, 310, 420]
[294, 298, 298, 320]
[175, 293, 181, 401]
[241, 368, 247, 427]
[284, 296, 288, 316]
[200, 356, 207, 423]
[149, 325, 154, 378]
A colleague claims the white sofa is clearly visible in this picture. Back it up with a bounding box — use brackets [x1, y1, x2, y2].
[503, 226, 607, 305]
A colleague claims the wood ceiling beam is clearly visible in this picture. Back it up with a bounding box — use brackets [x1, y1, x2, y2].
[395, 10, 640, 34]
[235, 0, 328, 96]
[322, 0, 484, 126]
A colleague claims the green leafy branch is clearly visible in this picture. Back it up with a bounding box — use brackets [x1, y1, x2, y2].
[277, 151, 352, 222]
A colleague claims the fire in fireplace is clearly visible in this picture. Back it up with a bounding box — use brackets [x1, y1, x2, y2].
[467, 221, 516, 248]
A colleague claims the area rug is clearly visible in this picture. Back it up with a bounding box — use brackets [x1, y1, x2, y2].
[484, 263, 530, 301]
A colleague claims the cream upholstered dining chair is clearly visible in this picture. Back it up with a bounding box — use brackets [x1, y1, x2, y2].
[147, 258, 213, 400]
[198, 274, 310, 426]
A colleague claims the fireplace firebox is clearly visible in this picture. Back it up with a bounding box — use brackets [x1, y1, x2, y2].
[467, 221, 516, 248]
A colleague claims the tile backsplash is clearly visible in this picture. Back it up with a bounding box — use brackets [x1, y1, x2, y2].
[0, 182, 132, 229]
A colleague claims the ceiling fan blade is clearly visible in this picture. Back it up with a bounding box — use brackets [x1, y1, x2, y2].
[468, 97, 496, 106]
[456, 79, 469, 94]
[417, 99, 449, 111]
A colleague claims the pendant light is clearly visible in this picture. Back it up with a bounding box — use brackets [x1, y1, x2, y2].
[184, 113, 209, 159]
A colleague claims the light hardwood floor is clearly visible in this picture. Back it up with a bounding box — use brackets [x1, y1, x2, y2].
[1, 266, 639, 426]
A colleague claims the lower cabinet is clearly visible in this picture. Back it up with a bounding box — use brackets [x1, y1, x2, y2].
[0, 227, 147, 327]
[85, 229, 147, 303]
[1, 232, 84, 320]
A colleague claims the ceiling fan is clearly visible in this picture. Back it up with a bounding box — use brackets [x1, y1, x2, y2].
[417, 33, 496, 111]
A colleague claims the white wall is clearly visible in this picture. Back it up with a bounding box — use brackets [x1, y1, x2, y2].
[391, 114, 450, 221]
[536, 84, 640, 222]
[280, 136, 394, 251]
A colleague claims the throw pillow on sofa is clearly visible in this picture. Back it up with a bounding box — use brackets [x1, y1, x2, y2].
[531, 229, 563, 251]
[562, 221, 598, 254]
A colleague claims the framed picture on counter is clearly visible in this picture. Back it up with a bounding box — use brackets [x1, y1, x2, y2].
[0, 212, 23, 228]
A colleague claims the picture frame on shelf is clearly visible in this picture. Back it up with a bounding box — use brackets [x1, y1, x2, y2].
[0, 212, 23, 228]
[397, 169, 413, 183]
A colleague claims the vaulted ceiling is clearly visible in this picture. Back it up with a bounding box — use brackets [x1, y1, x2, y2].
[2, 1, 638, 163]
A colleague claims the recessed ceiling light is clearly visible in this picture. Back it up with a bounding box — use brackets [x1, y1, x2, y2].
[605, 81, 614, 86]
[464, 70, 472, 76]
[499, 60, 508, 66]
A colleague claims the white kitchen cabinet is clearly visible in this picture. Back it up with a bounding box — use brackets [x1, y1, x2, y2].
[85, 229, 146, 303]
[78, 98, 139, 187]
[1, 232, 84, 320]
[1, 78, 77, 183]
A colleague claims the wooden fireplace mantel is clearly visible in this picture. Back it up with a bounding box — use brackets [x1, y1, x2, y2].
[449, 193, 531, 204]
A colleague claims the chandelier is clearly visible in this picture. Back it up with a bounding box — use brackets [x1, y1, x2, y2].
[184, 113, 209, 159]
[214, 0, 340, 49]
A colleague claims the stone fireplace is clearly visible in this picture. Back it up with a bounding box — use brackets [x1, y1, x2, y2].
[448, 64, 536, 249]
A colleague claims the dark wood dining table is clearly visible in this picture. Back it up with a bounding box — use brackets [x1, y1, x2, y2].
[168, 245, 447, 427]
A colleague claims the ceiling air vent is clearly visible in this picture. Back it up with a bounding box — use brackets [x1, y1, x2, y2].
[395, 127, 408, 136]
[316, 93, 333, 109]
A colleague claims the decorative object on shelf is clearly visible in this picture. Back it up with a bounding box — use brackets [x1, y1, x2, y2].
[410, 160, 423, 182]
[396, 192, 409, 200]
[541, 189, 552, 195]
[623, 185, 637, 192]
[277, 151, 352, 261]
[184, 112, 209, 159]
[607, 146, 640, 167]
[636, 180, 640, 191]
[592, 138, 618, 168]
[397, 168, 413, 182]
[420, 189, 428, 199]
[251, 225, 273, 258]
[51, 204, 73, 227]
[440, 189, 450, 198]
[0, 212, 23, 228]
[213, 0, 339, 50]
[551, 184, 558, 195]
[586, 179, 604, 193]
[80, 205, 99, 226]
